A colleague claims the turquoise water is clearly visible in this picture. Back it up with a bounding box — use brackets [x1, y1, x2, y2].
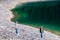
[11, 1, 60, 35]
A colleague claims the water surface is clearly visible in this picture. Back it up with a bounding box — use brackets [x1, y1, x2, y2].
[11, 1, 60, 35]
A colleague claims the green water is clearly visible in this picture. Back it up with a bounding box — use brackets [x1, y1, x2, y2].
[11, 1, 60, 35]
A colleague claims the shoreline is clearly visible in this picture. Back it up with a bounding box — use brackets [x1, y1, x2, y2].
[11, 13, 60, 36]
[11, 12, 60, 36]
[11, 9, 60, 36]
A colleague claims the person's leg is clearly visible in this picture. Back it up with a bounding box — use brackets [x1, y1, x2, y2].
[41, 32, 43, 38]
[16, 28, 18, 34]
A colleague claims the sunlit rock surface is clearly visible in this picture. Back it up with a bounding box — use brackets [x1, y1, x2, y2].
[0, 5, 13, 22]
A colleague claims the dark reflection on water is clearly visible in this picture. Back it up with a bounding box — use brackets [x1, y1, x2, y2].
[11, 1, 60, 34]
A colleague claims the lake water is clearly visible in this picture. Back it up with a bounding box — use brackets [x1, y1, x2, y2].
[11, 1, 60, 35]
